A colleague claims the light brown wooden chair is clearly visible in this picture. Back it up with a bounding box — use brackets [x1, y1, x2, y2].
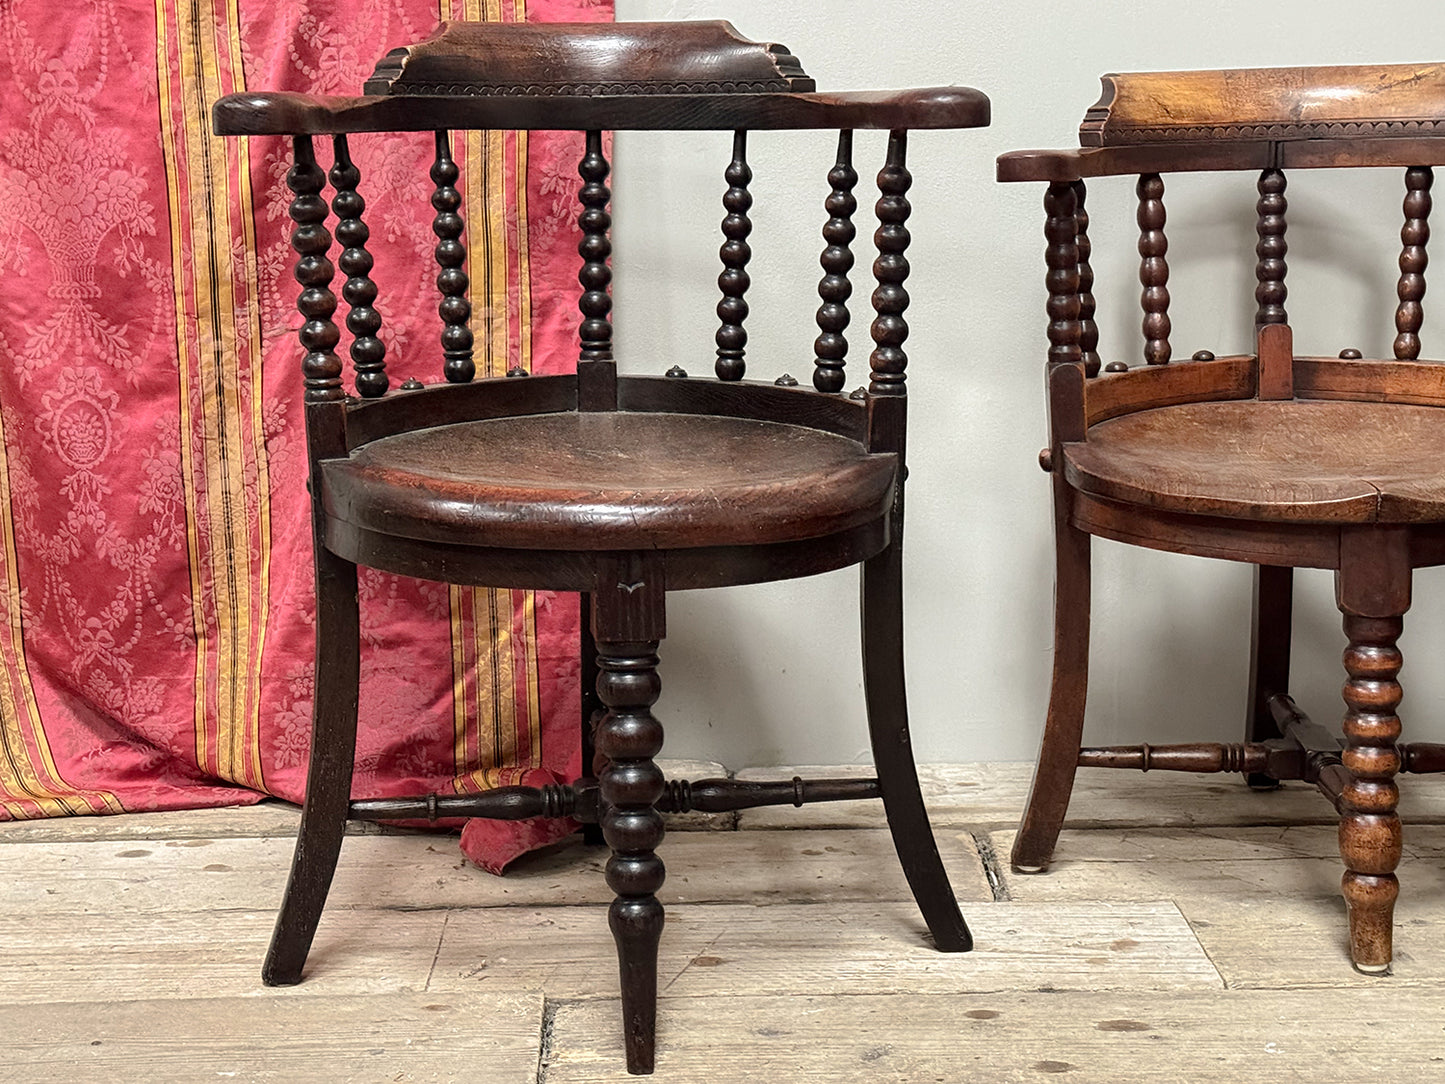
[999, 65, 1445, 974]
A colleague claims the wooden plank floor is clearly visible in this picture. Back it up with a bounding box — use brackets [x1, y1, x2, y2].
[1, 762, 1442, 1082]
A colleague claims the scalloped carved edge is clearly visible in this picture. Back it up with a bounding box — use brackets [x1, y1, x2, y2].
[363, 20, 814, 97]
[387, 79, 802, 97]
[1081, 64, 1445, 147]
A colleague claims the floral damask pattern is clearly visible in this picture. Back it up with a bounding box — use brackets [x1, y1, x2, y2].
[0, 0, 607, 870]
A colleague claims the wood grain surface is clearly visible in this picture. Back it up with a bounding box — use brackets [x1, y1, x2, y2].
[1062, 400, 1445, 523]
[321, 411, 897, 550]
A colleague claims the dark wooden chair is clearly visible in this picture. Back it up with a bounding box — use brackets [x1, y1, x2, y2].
[1000, 64, 1445, 976]
[214, 20, 988, 1073]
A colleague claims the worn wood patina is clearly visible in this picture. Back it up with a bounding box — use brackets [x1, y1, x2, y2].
[214, 19, 988, 1074]
[1000, 62, 1445, 976]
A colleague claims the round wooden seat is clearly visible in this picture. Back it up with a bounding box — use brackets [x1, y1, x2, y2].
[1062, 399, 1445, 524]
[321, 410, 898, 550]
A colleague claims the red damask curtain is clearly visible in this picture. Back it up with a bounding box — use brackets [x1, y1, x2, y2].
[0, 0, 608, 870]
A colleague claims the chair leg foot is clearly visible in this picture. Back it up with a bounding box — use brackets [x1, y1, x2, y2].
[610, 896, 664, 1074]
[1342, 871, 1398, 975]
[1013, 518, 1090, 873]
[862, 546, 972, 953]
[595, 635, 666, 1075]
[264, 549, 360, 987]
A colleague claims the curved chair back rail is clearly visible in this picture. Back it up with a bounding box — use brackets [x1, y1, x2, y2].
[1000, 63, 1445, 180]
[215, 19, 986, 1076]
[215, 85, 989, 135]
[214, 21, 987, 135]
[1000, 61, 1445, 981]
[1001, 64, 1445, 383]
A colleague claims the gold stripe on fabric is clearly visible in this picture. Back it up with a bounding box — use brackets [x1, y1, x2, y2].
[485, 588, 518, 784]
[449, 584, 470, 791]
[449, 0, 522, 794]
[512, 0, 531, 373]
[512, 0, 540, 776]
[155, 0, 211, 787]
[222, 0, 272, 791]
[163, 0, 266, 788]
[461, 129, 488, 375]
[480, 0, 523, 789]
[488, 123, 509, 378]
[443, 0, 467, 785]
[467, 0, 508, 379]
[522, 590, 541, 769]
[516, 131, 532, 373]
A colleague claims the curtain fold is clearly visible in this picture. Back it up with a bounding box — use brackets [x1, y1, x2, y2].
[0, 0, 608, 871]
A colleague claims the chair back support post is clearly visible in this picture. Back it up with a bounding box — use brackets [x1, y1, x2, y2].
[1074, 180, 1100, 375]
[715, 129, 752, 380]
[1395, 165, 1433, 360]
[868, 129, 911, 397]
[1042, 180, 1085, 447]
[1255, 166, 1288, 328]
[577, 129, 616, 410]
[1044, 180, 1083, 371]
[813, 129, 857, 393]
[431, 130, 476, 384]
[1137, 172, 1171, 365]
[290, 134, 343, 404]
[288, 134, 348, 467]
[329, 134, 389, 398]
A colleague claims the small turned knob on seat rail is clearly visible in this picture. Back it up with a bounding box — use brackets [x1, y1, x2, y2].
[1340, 348, 1364, 359]
[1192, 350, 1215, 362]
[1038, 448, 1054, 472]
[1103, 361, 1129, 373]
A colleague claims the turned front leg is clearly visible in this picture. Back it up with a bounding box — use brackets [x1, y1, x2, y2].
[1335, 530, 1410, 974]
[596, 636, 665, 1073]
[1338, 613, 1404, 972]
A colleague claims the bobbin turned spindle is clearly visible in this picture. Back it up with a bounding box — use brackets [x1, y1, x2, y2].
[1394, 165, 1432, 360]
[1043, 180, 1082, 369]
[813, 130, 857, 393]
[577, 129, 613, 367]
[431, 130, 475, 384]
[715, 129, 752, 381]
[868, 130, 912, 396]
[288, 136, 342, 404]
[1074, 180, 1101, 376]
[1136, 172, 1170, 365]
[1255, 167, 1288, 327]
[329, 135, 388, 398]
